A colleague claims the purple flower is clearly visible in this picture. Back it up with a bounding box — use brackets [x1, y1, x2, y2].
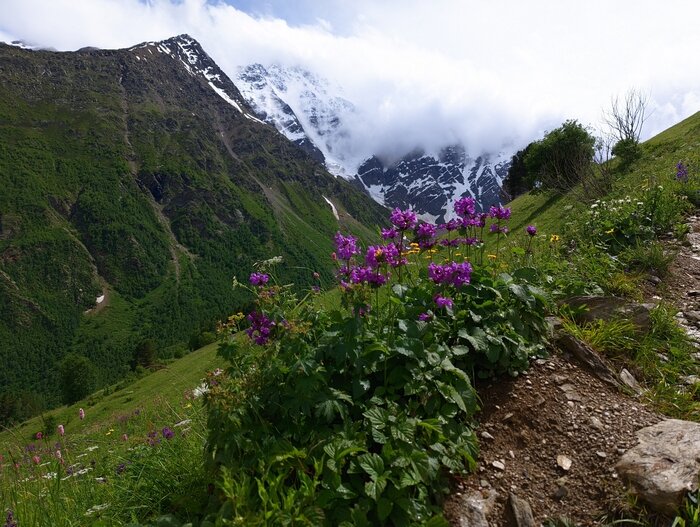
[334, 232, 360, 261]
[35, 432, 42, 440]
[349, 265, 388, 287]
[381, 227, 398, 240]
[249, 272, 270, 286]
[57, 424, 65, 437]
[444, 219, 462, 231]
[526, 225, 537, 236]
[365, 245, 386, 268]
[116, 463, 127, 475]
[414, 222, 437, 249]
[454, 197, 476, 218]
[390, 208, 417, 230]
[677, 161, 689, 182]
[4, 510, 17, 527]
[489, 205, 511, 220]
[245, 311, 275, 346]
[434, 295, 454, 309]
[428, 261, 473, 287]
[418, 312, 433, 321]
[490, 224, 509, 234]
[162, 427, 174, 440]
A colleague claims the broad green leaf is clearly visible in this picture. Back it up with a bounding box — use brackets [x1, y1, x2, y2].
[363, 407, 388, 429]
[358, 453, 385, 479]
[365, 475, 387, 500]
[390, 418, 416, 443]
[377, 497, 394, 521]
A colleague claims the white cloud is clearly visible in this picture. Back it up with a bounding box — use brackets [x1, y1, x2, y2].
[1, 0, 699, 162]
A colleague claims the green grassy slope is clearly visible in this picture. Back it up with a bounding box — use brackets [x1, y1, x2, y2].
[0, 39, 386, 419]
[506, 111, 700, 233]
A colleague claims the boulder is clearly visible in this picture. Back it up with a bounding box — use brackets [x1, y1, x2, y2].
[563, 296, 654, 333]
[455, 489, 498, 527]
[616, 419, 700, 514]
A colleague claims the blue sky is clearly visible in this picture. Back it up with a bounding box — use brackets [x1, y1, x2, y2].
[1, 0, 699, 159]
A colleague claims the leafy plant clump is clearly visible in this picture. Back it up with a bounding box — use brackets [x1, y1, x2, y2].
[205, 200, 550, 525]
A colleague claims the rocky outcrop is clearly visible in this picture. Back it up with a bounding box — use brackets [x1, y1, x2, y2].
[563, 296, 655, 333]
[616, 419, 700, 514]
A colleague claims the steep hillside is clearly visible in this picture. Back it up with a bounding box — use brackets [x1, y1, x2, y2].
[0, 35, 386, 418]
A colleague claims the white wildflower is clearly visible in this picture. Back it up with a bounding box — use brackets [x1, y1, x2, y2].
[85, 503, 110, 516]
[193, 382, 209, 398]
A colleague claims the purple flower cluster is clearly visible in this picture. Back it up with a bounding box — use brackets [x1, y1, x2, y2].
[390, 208, 418, 230]
[4, 510, 17, 527]
[245, 311, 275, 345]
[428, 261, 473, 287]
[434, 295, 454, 309]
[349, 266, 389, 287]
[414, 222, 437, 248]
[365, 243, 403, 268]
[489, 205, 511, 220]
[526, 225, 537, 236]
[490, 224, 509, 234]
[162, 427, 174, 440]
[381, 227, 398, 240]
[249, 272, 269, 286]
[334, 232, 360, 261]
[677, 161, 689, 182]
[454, 197, 476, 218]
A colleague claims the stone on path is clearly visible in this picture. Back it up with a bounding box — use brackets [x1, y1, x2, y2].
[509, 493, 535, 527]
[616, 419, 700, 515]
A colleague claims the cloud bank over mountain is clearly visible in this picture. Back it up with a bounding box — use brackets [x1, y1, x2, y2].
[2, 0, 699, 166]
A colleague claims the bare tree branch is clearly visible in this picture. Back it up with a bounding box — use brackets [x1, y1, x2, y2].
[603, 89, 649, 143]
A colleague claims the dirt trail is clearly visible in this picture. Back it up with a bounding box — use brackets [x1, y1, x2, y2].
[445, 214, 700, 526]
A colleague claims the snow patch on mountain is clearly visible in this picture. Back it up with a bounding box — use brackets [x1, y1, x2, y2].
[130, 35, 264, 123]
[236, 64, 360, 177]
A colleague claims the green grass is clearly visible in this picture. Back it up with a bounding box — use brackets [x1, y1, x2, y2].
[0, 342, 223, 446]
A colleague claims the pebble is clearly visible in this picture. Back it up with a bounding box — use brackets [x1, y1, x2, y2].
[492, 460, 505, 470]
[556, 455, 572, 471]
[481, 431, 495, 440]
[596, 451, 607, 458]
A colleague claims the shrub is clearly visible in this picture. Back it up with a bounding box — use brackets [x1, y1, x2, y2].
[59, 353, 98, 404]
[205, 202, 550, 525]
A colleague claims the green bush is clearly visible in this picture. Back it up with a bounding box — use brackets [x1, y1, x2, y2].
[59, 353, 98, 404]
[205, 210, 550, 526]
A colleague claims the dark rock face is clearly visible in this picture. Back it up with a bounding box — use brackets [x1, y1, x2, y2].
[357, 146, 510, 223]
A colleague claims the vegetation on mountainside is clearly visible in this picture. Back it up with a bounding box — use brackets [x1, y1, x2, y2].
[0, 42, 386, 423]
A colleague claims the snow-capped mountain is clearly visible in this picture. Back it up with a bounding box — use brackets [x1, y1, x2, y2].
[235, 63, 511, 222]
[237, 64, 357, 177]
[129, 35, 264, 125]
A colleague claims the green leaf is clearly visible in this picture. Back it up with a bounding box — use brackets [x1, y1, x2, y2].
[365, 475, 387, 500]
[425, 515, 450, 527]
[437, 381, 467, 412]
[390, 418, 416, 443]
[377, 498, 393, 521]
[364, 407, 388, 429]
[451, 345, 470, 356]
[358, 453, 385, 479]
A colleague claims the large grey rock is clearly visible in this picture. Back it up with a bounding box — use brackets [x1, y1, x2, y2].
[508, 493, 535, 527]
[563, 296, 654, 333]
[455, 489, 498, 527]
[616, 419, 700, 514]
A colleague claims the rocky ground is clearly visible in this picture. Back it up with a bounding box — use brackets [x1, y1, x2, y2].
[444, 215, 700, 526]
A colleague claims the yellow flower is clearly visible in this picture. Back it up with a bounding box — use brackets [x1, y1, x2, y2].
[605, 228, 614, 234]
[455, 252, 462, 256]
[409, 242, 420, 248]
[487, 254, 497, 260]
[550, 234, 560, 243]
[184, 403, 192, 409]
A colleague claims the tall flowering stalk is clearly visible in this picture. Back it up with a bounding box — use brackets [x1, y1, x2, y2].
[389, 208, 417, 282]
[488, 205, 511, 263]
